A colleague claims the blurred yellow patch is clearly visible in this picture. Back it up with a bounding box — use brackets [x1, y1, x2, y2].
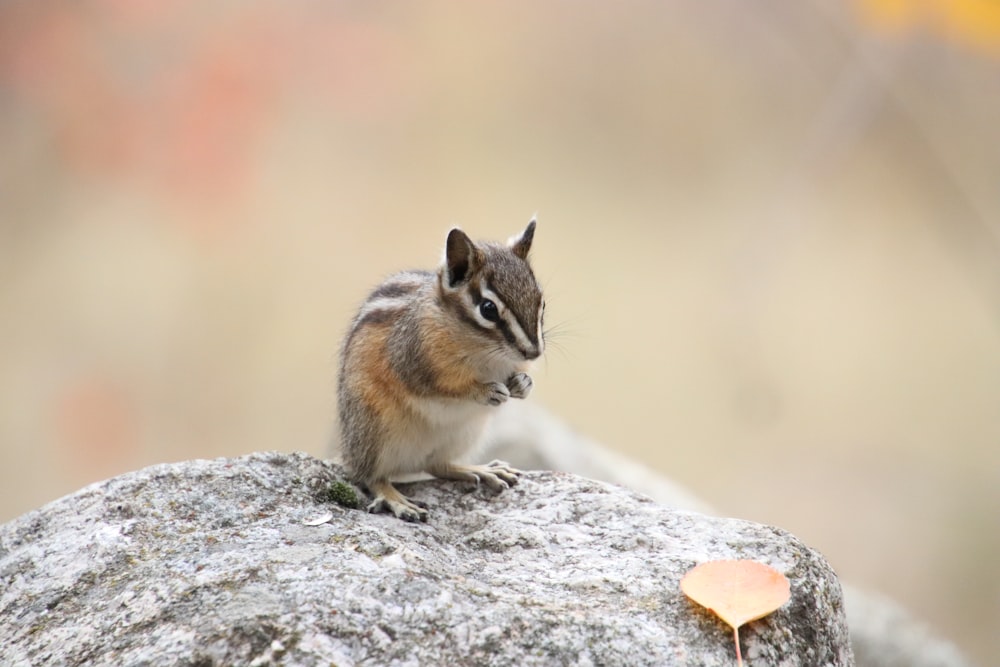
[857, 0, 1000, 56]
[860, 0, 918, 31]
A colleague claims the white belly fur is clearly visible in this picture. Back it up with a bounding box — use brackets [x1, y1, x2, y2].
[380, 396, 493, 478]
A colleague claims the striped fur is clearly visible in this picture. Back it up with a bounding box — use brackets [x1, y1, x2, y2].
[337, 222, 544, 521]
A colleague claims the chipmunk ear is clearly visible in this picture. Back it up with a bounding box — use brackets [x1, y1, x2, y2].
[509, 217, 536, 260]
[445, 228, 480, 287]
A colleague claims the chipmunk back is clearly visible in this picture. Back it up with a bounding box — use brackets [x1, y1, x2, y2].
[337, 220, 545, 521]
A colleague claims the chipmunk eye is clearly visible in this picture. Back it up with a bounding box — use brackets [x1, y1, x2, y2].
[479, 299, 501, 323]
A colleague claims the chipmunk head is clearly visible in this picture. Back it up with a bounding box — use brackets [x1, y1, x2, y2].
[439, 219, 545, 362]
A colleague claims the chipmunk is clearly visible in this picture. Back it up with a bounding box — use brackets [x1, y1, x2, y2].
[337, 220, 545, 522]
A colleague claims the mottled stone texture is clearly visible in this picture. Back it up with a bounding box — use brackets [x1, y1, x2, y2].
[0, 452, 852, 666]
[482, 402, 975, 667]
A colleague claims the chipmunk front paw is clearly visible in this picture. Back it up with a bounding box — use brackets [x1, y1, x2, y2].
[480, 381, 510, 406]
[506, 372, 533, 399]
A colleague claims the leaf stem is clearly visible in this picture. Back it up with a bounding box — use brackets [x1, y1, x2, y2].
[734, 625, 743, 667]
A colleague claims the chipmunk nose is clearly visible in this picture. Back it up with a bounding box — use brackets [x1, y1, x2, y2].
[522, 341, 543, 360]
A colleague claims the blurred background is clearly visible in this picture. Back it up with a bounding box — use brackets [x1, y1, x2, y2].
[1, 0, 998, 661]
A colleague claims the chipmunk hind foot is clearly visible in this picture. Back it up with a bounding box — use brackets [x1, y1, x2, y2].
[366, 480, 429, 522]
[430, 460, 522, 491]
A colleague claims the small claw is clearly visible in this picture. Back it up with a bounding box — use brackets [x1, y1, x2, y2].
[483, 460, 521, 486]
[506, 372, 533, 399]
[367, 495, 428, 522]
[398, 508, 423, 523]
[397, 505, 429, 522]
[482, 381, 510, 406]
[495, 472, 518, 486]
[477, 471, 512, 491]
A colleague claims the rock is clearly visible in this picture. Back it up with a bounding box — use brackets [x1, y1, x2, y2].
[843, 587, 974, 667]
[484, 402, 714, 513]
[0, 452, 852, 666]
[481, 402, 975, 667]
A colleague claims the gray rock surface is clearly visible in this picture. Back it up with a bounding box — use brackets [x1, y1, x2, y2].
[843, 588, 973, 667]
[1, 451, 852, 666]
[482, 402, 975, 667]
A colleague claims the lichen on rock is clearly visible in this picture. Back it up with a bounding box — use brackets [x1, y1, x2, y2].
[319, 479, 362, 510]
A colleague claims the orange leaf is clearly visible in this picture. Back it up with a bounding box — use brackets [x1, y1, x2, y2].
[681, 560, 791, 665]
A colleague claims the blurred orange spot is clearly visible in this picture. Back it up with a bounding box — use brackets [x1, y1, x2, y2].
[945, 0, 1000, 55]
[856, 0, 1000, 56]
[0, 3, 407, 221]
[157, 20, 281, 205]
[55, 376, 139, 478]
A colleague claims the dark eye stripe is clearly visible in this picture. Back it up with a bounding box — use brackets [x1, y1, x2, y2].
[494, 318, 519, 348]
